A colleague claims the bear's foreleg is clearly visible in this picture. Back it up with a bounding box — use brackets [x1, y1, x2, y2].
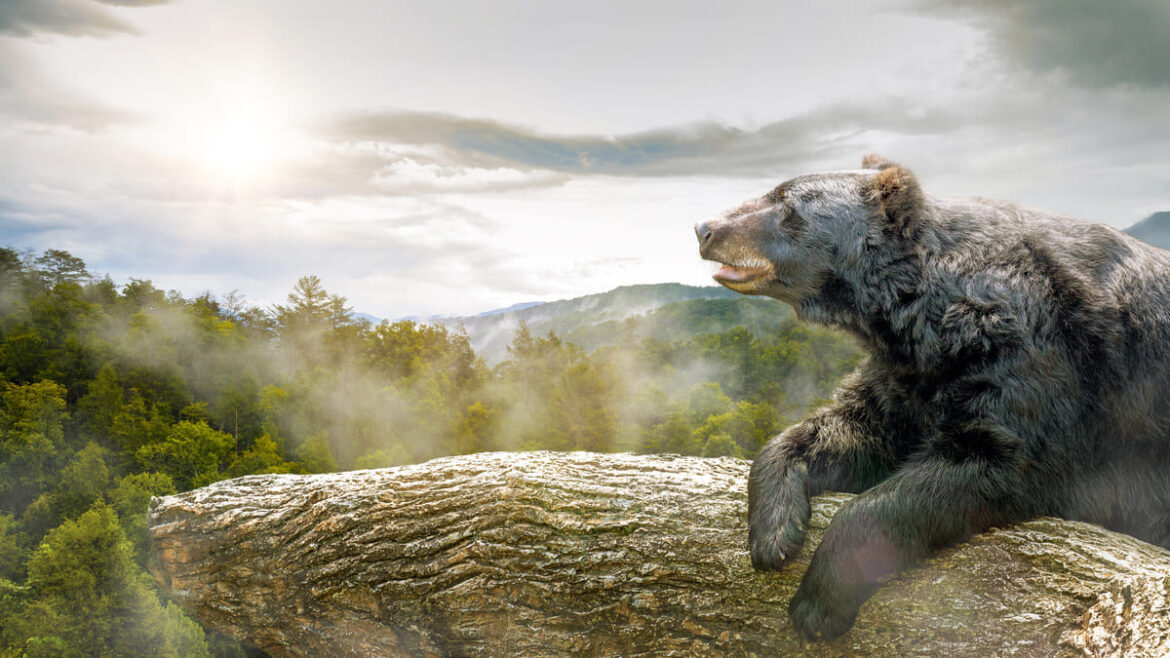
[788, 455, 1027, 639]
[749, 369, 920, 571]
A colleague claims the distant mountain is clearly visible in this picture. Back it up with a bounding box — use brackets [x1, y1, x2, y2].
[1124, 211, 1170, 250]
[392, 303, 542, 325]
[353, 312, 384, 325]
[476, 301, 543, 317]
[436, 282, 778, 363]
[560, 295, 795, 354]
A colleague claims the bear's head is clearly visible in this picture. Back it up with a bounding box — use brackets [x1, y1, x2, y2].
[695, 155, 926, 305]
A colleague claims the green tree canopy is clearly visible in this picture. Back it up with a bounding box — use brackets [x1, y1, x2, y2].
[3, 504, 210, 657]
[0, 382, 67, 515]
[136, 421, 235, 490]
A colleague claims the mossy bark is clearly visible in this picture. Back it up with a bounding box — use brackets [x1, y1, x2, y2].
[148, 451, 1170, 657]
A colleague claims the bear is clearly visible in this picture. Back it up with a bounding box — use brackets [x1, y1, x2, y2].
[694, 155, 1170, 640]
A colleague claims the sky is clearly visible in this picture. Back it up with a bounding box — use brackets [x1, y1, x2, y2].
[1, 0, 1168, 319]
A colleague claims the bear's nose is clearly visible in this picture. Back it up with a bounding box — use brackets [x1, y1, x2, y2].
[695, 221, 714, 248]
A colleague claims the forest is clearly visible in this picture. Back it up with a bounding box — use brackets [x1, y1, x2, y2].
[0, 248, 861, 656]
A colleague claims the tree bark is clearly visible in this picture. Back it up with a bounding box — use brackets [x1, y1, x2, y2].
[147, 451, 1170, 657]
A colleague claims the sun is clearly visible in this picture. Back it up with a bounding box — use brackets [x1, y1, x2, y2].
[206, 116, 270, 179]
[197, 101, 279, 184]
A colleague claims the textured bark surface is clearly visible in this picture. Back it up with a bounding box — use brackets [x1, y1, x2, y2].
[148, 451, 1170, 657]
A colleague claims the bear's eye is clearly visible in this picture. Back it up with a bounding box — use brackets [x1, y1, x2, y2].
[780, 208, 808, 235]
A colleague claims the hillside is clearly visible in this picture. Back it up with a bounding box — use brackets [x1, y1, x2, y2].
[436, 282, 749, 362]
[562, 296, 795, 353]
[1124, 211, 1170, 250]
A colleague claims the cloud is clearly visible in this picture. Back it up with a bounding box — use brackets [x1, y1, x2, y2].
[0, 0, 138, 37]
[0, 47, 135, 131]
[370, 159, 568, 195]
[317, 100, 972, 180]
[263, 141, 569, 201]
[0, 170, 563, 316]
[0, 0, 174, 38]
[910, 0, 1170, 88]
[0, 0, 163, 131]
[276, 141, 570, 199]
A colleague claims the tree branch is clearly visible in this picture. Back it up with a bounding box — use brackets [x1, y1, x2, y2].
[147, 452, 1170, 656]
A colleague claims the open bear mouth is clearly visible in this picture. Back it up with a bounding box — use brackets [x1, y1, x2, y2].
[712, 262, 772, 285]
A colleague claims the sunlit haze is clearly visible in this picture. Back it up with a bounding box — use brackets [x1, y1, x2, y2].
[2, 0, 1168, 318]
[197, 102, 279, 183]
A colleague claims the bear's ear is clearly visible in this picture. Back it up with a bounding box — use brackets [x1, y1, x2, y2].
[861, 154, 900, 171]
[868, 165, 925, 231]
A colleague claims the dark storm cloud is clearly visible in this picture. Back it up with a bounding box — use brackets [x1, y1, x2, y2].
[320, 100, 969, 179]
[911, 0, 1170, 88]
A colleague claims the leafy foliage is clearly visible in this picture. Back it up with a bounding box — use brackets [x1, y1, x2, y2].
[3, 504, 210, 657]
[0, 247, 862, 656]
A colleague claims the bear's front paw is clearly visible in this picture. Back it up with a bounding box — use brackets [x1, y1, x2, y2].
[749, 428, 815, 571]
[748, 508, 808, 571]
[788, 570, 862, 641]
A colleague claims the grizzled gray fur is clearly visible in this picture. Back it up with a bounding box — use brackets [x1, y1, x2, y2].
[695, 156, 1170, 640]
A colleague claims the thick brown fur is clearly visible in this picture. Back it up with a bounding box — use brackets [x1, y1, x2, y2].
[868, 165, 924, 233]
[860, 153, 899, 170]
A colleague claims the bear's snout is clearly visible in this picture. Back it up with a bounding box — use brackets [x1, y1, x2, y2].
[695, 221, 715, 255]
[696, 219, 735, 261]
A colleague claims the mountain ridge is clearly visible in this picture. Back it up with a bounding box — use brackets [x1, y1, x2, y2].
[433, 282, 750, 362]
[1124, 211, 1170, 250]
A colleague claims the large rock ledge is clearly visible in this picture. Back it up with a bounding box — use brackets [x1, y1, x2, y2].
[147, 451, 1170, 657]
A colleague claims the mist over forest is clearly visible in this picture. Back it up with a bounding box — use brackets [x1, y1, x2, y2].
[0, 247, 860, 656]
